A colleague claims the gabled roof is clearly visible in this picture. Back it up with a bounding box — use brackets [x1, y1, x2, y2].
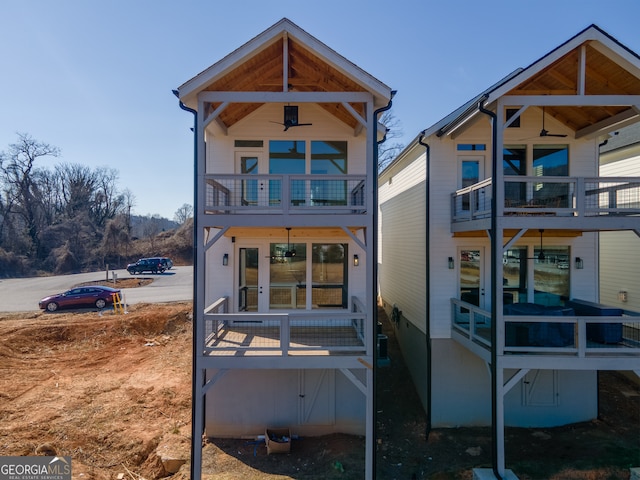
[420, 24, 640, 143]
[177, 18, 392, 131]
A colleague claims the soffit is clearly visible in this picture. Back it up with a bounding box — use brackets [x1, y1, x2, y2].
[505, 41, 640, 135]
[201, 36, 369, 130]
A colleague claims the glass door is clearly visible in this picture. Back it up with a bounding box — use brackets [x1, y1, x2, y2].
[459, 157, 485, 212]
[459, 249, 484, 309]
[238, 247, 261, 311]
[235, 152, 266, 207]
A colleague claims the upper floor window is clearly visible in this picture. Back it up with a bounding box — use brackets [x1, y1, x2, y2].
[505, 108, 521, 128]
[269, 140, 306, 174]
[457, 144, 486, 151]
[311, 141, 347, 174]
[533, 145, 568, 176]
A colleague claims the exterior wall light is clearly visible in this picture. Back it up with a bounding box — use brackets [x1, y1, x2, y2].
[353, 254, 359, 267]
[448, 257, 455, 269]
[223, 253, 229, 266]
[575, 257, 584, 269]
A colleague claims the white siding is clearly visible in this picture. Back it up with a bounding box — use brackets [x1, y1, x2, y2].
[379, 152, 426, 333]
[600, 155, 640, 311]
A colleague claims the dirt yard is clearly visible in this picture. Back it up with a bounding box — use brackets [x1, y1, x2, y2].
[0, 300, 638, 480]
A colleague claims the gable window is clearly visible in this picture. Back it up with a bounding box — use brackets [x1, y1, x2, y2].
[505, 108, 521, 128]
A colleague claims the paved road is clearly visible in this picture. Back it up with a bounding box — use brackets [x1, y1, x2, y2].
[0, 266, 193, 312]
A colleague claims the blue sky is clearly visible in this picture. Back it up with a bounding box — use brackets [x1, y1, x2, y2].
[1, 0, 639, 219]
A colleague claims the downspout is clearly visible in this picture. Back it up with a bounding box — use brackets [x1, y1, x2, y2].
[417, 132, 432, 440]
[478, 95, 503, 480]
[173, 90, 199, 480]
[372, 89, 396, 480]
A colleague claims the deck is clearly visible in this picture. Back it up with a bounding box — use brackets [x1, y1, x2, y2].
[450, 298, 640, 370]
[201, 296, 368, 358]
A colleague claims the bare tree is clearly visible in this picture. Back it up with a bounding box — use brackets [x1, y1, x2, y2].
[174, 203, 193, 224]
[378, 110, 405, 172]
[0, 133, 60, 258]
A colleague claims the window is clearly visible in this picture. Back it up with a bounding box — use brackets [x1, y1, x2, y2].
[505, 108, 521, 128]
[235, 140, 263, 148]
[457, 144, 486, 151]
[269, 242, 307, 309]
[533, 145, 568, 176]
[312, 244, 347, 308]
[269, 140, 306, 205]
[311, 141, 348, 206]
[533, 246, 570, 306]
[504, 145, 527, 206]
[533, 145, 569, 207]
[502, 246, 570, 306]
[268, 242, 348, 309]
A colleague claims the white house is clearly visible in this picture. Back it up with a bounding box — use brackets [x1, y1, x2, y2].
[378, 24, 640, 478]
[599, 123, 640, 314]
[175, 18, 393, 479]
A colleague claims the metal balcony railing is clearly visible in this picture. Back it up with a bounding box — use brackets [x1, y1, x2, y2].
[451, 298, 640, 356]
[202, 296, 367, 356]
[205, 174, 367, 214]
[452, 176, 640, 222]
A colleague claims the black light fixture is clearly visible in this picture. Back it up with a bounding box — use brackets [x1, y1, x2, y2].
[222, 253, 229, 266]
[353, 254, 359, 267]
[284, 105, 299, 126]
[448, 257, 455, 269]
[575, 257, 584, 269]
[270, 105, 313, 131]
[284, 227, 296, 258]
[537, 229, 545, 261]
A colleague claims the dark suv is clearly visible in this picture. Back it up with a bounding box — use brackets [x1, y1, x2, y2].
[149, 257, 173, 270]
[126, 258, 166, 275]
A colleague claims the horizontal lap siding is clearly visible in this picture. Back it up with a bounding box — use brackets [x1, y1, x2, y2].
[600, 156, 640, 311]
[379, 158, 426, 334]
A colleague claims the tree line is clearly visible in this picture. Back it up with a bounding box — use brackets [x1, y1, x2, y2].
[0, 133, 191, 277]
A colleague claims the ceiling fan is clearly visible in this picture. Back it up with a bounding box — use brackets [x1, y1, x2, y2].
[270, 105, 312, 131]
[539, 107, 567, 138]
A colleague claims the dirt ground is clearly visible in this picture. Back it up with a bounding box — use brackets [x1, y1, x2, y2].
[0, 299, 638, 480]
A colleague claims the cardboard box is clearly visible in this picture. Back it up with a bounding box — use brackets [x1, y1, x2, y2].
[265, 428, 291, 454]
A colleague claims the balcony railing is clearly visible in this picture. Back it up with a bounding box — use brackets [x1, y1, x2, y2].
[452, 176, 640, 222]
[451, 298, 640, 356]
[202, 296, 367, 356]
[205, 174, 367, 214]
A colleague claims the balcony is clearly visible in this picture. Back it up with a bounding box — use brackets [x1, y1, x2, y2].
[202, 296, 368, 357]
[452, 176, 640, 223]
[450, 298, 640, 368]
[205, 174, 367, 215]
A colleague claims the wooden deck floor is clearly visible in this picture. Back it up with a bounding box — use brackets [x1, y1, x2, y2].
[205, 325, 365, 356]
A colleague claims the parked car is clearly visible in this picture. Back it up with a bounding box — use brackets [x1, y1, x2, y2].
[39, 286, 121, 312]
[149, 257, 173, 270]
[126, 258, 166, 274]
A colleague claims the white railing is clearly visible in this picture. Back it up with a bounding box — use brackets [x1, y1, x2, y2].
[452, 176, 640, 222]
[205, 174, 367, 214]
[202, 296, 367, 355]
[451, 298, 640, 356]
